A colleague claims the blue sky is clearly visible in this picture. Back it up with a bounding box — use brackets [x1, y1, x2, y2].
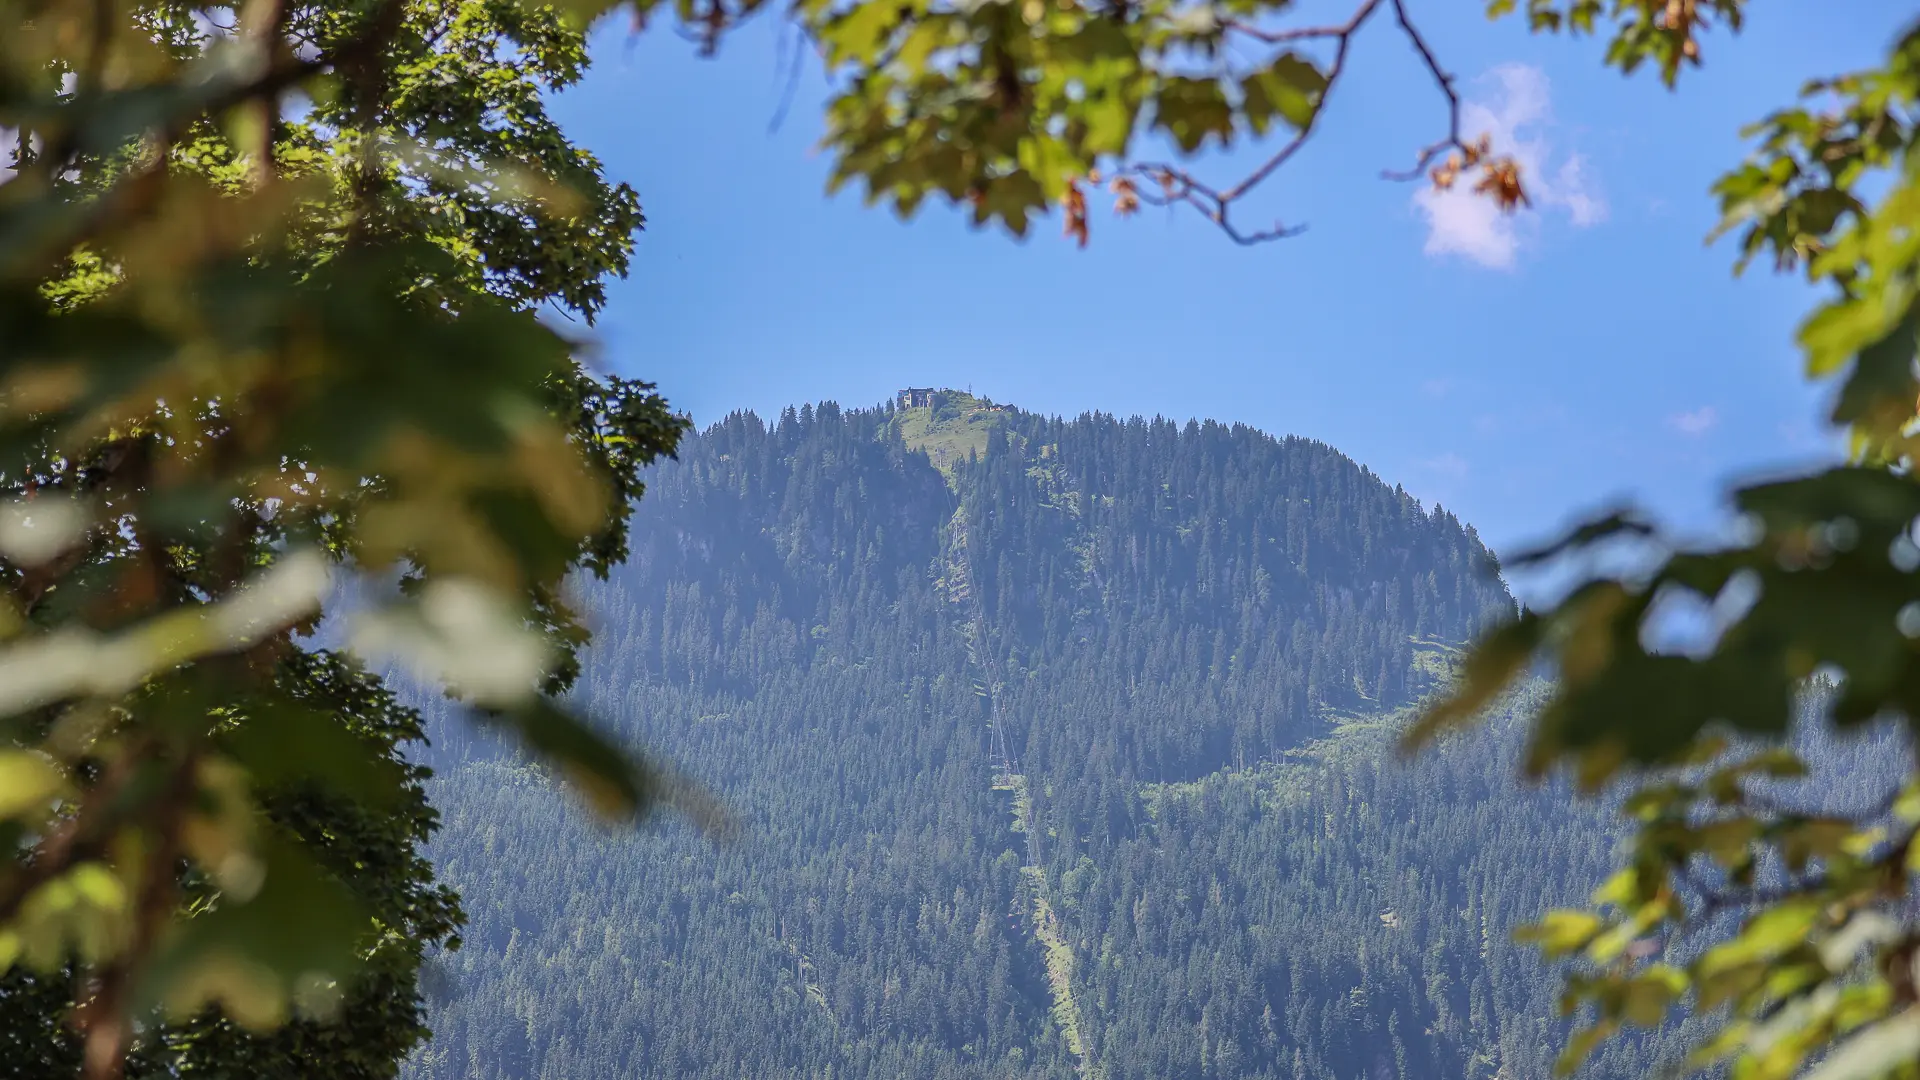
[552, 1, 1907, 600]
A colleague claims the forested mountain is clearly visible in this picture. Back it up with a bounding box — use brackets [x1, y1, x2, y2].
[399, 393, 1674, 1080]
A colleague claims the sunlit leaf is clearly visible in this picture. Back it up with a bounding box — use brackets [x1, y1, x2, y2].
[0, 750, 67, 819]
[1241, 54, 1326, 136]
[1403, 611, 1542, 749]
[1516, 909, 1605, 958]
[1804, 1009, 1920, 1080]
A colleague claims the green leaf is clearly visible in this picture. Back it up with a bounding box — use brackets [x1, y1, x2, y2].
[1078, 92, 1139, 159]
[1504, 508, 1656, 568]
[220, 704, 408, 807]
[0, 750, 66, 819]
[1895, 780, 1920, 824]
[821, 0, 904, 67]
[1241, 54, 1327, 136]
[1556, 1019, 1616, 1076]
[1802, 293, 1904, 380]
[478, 697, 661, 820]
[1591, 867, 1649, 909]
[1620, 965, 1689, 1026]
[1778, 817, 1859, 872]
[1150, 77, 1235, 154]
[1701, 900, 1821, 976]
[1693, 817, 1762, 869]
[1403, 610, 1543, 749]
[139, 836, 369, 1030]
[1516, 909, 1604, 958]
[1828, 291, 1920, 431]
[1016, 136, 1084, 202]
[540, 0, 629, 29]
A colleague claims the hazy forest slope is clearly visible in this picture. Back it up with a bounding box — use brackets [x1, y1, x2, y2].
[401, 393, 1686, 1080]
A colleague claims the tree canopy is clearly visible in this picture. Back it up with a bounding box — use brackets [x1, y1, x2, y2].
[0, 0, 688, 1075]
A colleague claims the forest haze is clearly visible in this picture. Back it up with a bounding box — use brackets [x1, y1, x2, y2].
[398, 393, 1674, 1080]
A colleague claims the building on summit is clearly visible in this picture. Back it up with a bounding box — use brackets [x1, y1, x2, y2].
[897, 387, 936, 409]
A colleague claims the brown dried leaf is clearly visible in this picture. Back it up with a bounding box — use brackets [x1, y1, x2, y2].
[1063, 180, 1089, 248]
[1474, 157, 1531, 213]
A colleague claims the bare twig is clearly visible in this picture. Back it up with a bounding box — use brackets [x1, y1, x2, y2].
[240, 0, 295, 173]
[83, 0, 114, 99]
[1121, 163, 1307, 245]
[1379, 0, 1467, 182]
[1221, 9, 1376, 46]
[1124, 0, 1474, 245]
[768, 20, 808, 135]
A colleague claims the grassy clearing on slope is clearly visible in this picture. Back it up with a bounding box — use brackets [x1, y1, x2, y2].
[994, 770, 1033, 834]
[897, 392, 1010, 478]
[1024, 869, 1092, 1073]
[1139, 681, 1550, 820]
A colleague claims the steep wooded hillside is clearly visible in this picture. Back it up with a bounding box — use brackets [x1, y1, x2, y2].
[402, 397, 1674, 1080]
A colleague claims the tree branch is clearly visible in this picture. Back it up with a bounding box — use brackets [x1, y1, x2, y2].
[10, 0, 406, 271]
[1379, 0, 1466, 182]
[76, 749, 196, 1080]
[1126, 0, 1473, 245]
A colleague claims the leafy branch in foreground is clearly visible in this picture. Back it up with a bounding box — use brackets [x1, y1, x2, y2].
[746, 0, 1743, 245]
[802, 0, 1519, 245]
[0, 0, 709, 1076]
[1406, 14, 1920, 1079]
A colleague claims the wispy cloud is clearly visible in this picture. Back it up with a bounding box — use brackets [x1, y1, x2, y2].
[1420, 378, 1454, 399]
[1420, 452, 1470, 481]
[1412, 64, 1608, 269]
[1550, 155, 1607, 227]
[1669, 406, 1718, 436]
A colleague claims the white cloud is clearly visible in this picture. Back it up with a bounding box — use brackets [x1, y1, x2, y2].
[1412, 63, 1608, 269]
[1551, 155, 1607, 227]
[1669, 406, 1718, 436]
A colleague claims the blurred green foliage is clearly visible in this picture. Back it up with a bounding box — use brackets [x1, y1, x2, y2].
[0, 0, 689, 1075]
[6, 0, 1914, 1077]
[1404, 8, 1920, 1080]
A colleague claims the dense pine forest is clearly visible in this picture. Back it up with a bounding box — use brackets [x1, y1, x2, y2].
[399, 393, 1698, 1080]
